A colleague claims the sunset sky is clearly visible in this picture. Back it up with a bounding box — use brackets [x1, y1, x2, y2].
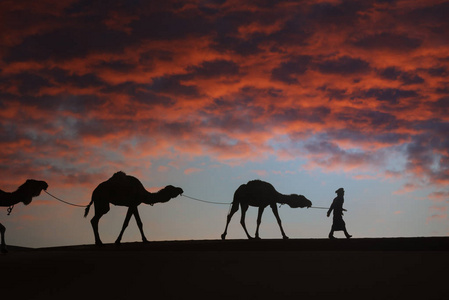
[1, 0, 448, 248]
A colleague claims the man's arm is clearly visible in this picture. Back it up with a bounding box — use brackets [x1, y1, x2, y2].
[327, 201, 334, 217]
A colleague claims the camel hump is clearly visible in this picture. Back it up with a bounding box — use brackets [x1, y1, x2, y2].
[111, 171, 127, 180]
[246, 180, 276, 193]
[233, 180, 277, 202]
[247, 179, 272, 186]
[106, 171, 129, 184]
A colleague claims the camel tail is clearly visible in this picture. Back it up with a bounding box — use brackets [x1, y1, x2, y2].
[84, 200, 93, 218]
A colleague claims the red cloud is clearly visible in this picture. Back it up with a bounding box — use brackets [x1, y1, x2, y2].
[0, 0, 448, 203]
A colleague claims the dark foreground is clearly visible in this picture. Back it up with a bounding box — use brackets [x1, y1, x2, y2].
[2, 237, 449, 299]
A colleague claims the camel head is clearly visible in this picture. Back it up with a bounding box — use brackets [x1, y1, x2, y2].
[144, 185, 184, 205]
[286, 194, 312, 208]
[19, 180, 49, 205]
[163, 185, 184, 199]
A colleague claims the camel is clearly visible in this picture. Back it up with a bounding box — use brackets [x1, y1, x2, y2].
[221, 180, 312, 240]
[84, 171, 183, 246]
[0, 179, 48, 253]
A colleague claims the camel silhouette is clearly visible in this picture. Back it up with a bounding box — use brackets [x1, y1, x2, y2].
[84, 171, 183, 246]
[221, 180, 312, 240]
[0, 179, 48, 253]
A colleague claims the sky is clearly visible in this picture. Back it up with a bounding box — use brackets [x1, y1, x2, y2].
[1, 0, 448, 248]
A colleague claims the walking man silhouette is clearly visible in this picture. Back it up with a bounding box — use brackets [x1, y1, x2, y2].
[327, 188, 352, 239]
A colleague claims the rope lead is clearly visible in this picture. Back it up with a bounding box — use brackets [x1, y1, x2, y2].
[182, 194, 330, 210]
[44, 190, 87, 208]
[182, 194, 231, 205]
[7, 205, 14, 216]
[41, 190, 330, 211]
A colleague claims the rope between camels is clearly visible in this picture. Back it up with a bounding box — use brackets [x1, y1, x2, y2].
[182, 194, 330, 210]
[42, 190, 330, 210]
[181, 194, 231, 205]
[44, 190, 87, 208]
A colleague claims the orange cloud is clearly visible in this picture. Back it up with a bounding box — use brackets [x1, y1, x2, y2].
[184, 168, 203, 175]
[1, 0, 448, 200]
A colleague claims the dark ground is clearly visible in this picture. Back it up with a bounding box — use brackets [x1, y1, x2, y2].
[2, 237, 449, 299]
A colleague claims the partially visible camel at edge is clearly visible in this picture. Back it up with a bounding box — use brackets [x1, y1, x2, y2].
[0, 179, 48, 253]
[84, 171, 183, 246]
[221, 180, 312, 240]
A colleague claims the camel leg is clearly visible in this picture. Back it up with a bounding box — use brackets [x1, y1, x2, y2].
[115, 206, 134, 245]
[90, 202, 109, 246]
[90, 214, 104, 246]
[0, 223, 7, 253]
[91, 207, 109, 246]
[255, 206, 265, 239]
[221, 201, 239, 240]
[270, 204, 288, 239]
[240, 203, 253, 239]
[132, 207, 148, 243]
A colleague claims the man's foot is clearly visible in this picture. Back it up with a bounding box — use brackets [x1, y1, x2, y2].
[328, 235, 336, 239]
[346, 234, 352, 239]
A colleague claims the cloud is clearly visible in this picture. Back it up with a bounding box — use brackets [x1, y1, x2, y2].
[302, 139, 386, 173]
[184, 168, 203, 175]
[393, 183, 421, 195]
[351, 32, 422, 52]
[379, 67, 425, 85]
[427, 213, 447, 223]
[428, 191, 449, 202]
[130, 10, 211, 41]
[271, 55, 312, 84]
[149, 75, 201, 98]
[0, 0, 448, 200]
[158, 166, 169, 172]
[427, 204, 447, 223]
[186, 59, 240, 79]
[406, 2, 449, 30]
[252, 169, 268, 177]
[5, 26, 133, 63]
[274, 106, 331, 125]
[358, 88, 419, 104]
[316, 56, 370, 75]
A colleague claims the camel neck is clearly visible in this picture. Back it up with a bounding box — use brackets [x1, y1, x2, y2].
[277, 193, 292, 205]
[143, 191, 159, 205]
[143, 189, 172, 205]
[0, 192, 24, 207]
